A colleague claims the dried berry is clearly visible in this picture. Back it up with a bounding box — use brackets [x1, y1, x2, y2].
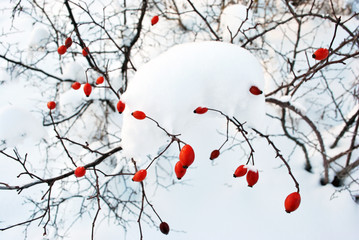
[65, 37, 73, 48]
[249, 86, 263, 95]
[209, 149, 220, 160]
[159, 222, 170, 235]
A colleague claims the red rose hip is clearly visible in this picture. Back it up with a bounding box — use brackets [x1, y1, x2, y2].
[74, 166, 86, 178]
[47, 101, 56, 110]
[179, 144, 195, 168]
[284, 192, 301, 213]
[132, 169, 147, 182]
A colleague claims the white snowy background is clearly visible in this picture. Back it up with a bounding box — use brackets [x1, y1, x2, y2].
[0, 0, 358, 240]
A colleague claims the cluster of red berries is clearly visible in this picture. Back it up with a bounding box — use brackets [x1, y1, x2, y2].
[131, 144, 195, 182]
[57, 37, 73, 55]
[233, 165, 259, 187]
[70, 76, 105, 97]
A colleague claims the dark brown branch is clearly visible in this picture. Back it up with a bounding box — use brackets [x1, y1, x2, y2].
[266, 97, 329, 184]
[330, 109, 359, 148]
[251, 127, 300, 193]
[186, 0, 221, 41]
[0, 146, 122, 191]
[0, 53, 71, 82]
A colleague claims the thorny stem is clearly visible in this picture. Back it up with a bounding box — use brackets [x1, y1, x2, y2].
[91, 167, 101, 240]
[0, 146, 123, 191]
[203, 107, 299, 192]
[186, 0, 220, 41]
[266, 98, 329, 184]
[251, 128, 300, 193]
[49, 110, 77, 167]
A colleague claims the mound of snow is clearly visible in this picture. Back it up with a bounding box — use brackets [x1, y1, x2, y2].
[0, 106, 45, 147]
[120, 41, 265, 161]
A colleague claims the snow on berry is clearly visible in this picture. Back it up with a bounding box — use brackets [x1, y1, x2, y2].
[233, 165, 247, 178]
[246, 168, 259, 187]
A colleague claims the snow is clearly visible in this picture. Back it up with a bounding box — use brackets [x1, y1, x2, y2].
[0, 106, 45, 147]
[28, 24, 50, 50]
[120, 41, 265, 162]
[220, 4, 253, 43]
[0, 1, 359, 240]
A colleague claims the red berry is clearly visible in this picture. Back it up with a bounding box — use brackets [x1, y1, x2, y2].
[179, 144, 195, 168]
[246, 168, 259, 187]
[233, 165, 247, 178]
[82, 47, 89, 57]
[96, 76, 104, 85]
[151, 15, 159, 26]
[159, 222, 170, 235]
[209, 149, 220, 160]
[57, 45, 67, 55]
[117, 100, 126, 113]
[72, 82, 81, 90]
[132, 111, 146, 120]
[249, 86, 263, 95]
[74, 166, 86, 178]
[83, 83, 92, 97]
[174, 161, 187, 180]
[193, 107, 208, 114]
[65, 37, 73, 48]
[312, 48, 329, 60]
[284, 192, 301, 213]
[47, 101, 56, 110]
[132, 169, 147, 182]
